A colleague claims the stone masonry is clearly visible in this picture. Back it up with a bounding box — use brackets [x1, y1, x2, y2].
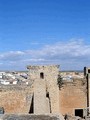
[59, 79, 87, 116]
[27, 65, 60, 114]
[0, 65, 88, 118]
[0, 85, 34, 114]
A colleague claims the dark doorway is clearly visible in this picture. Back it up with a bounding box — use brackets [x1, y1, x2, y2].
[29, 96, 34, 114]
[75, 109, 83, 118]
[40, 72, 44, 79]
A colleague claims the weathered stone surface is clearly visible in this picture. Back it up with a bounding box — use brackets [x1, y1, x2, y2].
[34, 80, 48, 114]
[0, 114, 64, 120]
[0, 85, 33, 114]
[60, 79, 87, 116]
[27, 65, 60, 114]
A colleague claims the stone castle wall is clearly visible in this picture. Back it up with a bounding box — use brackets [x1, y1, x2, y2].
[0, 85, 33, 114]
[0, 65, 88, 117]
[59, 79, 87, 116]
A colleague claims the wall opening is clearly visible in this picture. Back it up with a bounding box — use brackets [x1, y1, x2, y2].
[75, 109, 83, 118]
[40, 72, 44, 79]
[0, 107, 4, 114]
[29, 95, 34, 114]
[46, 92, 49, 98]
[46, 92, 52, 113]
[88, 69, 90, 73]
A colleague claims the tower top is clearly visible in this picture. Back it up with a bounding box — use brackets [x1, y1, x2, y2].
[27, 65, 60, 70]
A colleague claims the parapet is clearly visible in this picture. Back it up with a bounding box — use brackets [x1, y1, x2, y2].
[27, 65, 60, 70]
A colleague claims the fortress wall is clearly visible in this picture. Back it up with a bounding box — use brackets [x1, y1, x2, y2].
[0, 65, 87, 116]
[49, 85, 60, 113]
[0, 86, 33, 114]
[59, 79, 87, 116]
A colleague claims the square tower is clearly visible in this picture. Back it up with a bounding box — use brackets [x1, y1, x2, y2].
[27, 65, 60, 114]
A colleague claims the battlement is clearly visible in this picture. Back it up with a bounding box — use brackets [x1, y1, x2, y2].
[27, 65, 60, 70]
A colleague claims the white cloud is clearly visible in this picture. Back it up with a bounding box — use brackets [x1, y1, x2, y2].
[0, 39, 90, 70]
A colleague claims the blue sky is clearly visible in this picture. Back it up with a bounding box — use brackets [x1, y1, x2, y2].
[0, 0, 90, 70]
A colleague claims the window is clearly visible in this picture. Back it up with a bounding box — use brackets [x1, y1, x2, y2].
[40, 72, 44, 79]
[88, 69, 90, 73]
[75, 109, 83, 118]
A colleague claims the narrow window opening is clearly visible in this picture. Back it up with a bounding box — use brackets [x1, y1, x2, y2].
[40, 72, 44, 79]
[46, 92, 49, 98]
[29, 95, 34, 114]
[46, 92, 52, 113]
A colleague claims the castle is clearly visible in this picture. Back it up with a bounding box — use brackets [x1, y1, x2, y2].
[0, 65, 90, 119]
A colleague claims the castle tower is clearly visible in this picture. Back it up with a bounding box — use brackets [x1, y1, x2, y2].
[27, 65, 60, 114]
